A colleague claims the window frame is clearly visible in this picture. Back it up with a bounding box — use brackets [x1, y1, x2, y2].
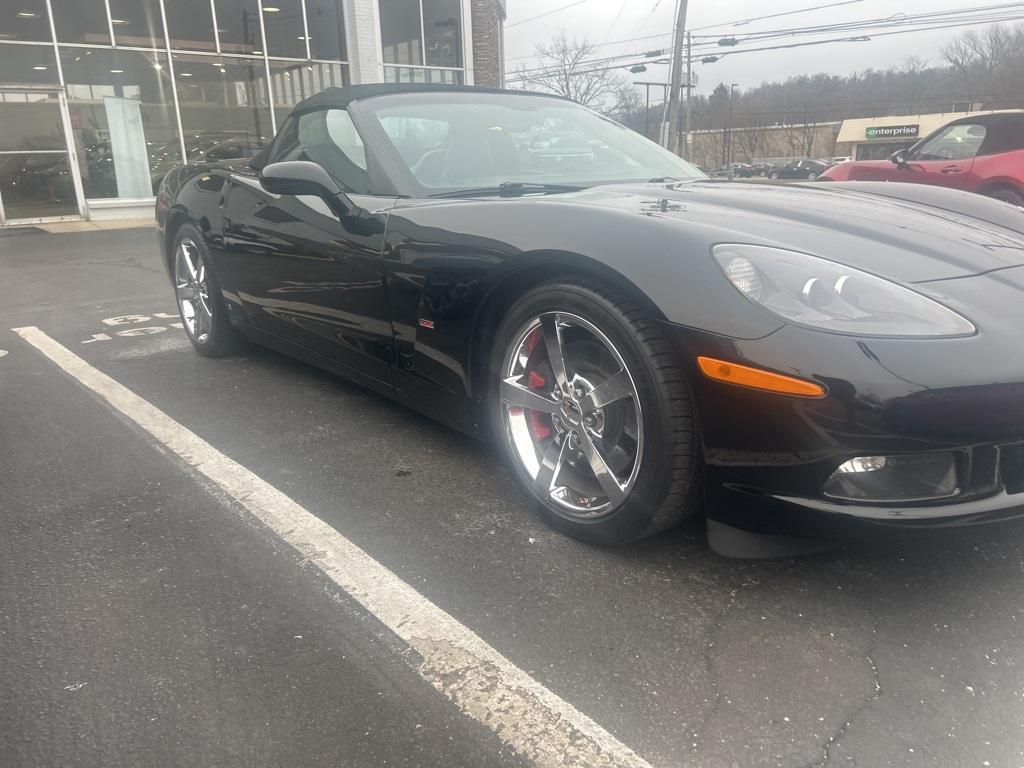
[378, 0, 464, 71]
[265, 105, 399, 197]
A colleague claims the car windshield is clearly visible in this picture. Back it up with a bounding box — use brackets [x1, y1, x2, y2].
[361, 91, 705, 194]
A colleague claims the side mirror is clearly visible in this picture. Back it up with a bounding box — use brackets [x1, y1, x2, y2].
[260, 160, 351, 215]
[890, 148, 909, 167]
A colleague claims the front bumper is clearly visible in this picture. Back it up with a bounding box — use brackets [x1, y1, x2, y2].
[658, 267, 1024, 536]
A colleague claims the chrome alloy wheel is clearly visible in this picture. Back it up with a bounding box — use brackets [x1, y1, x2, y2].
[499, 312, 644, 518]
[174, 237, 212, 343]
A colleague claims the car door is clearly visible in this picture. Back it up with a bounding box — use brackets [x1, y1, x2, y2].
[893, 122, 986, 190]
[218, 108, 397, 387]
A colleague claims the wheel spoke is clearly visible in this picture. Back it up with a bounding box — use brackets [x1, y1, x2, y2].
[533, 437, 569, 497]
[541, 314, 570, 390]
[501, 377, 560, 414]
[195, 298, 210, 336]
[180, 243, 199, 281]
[176, 281, 195, 300]
[576, 428, 626, 504]
[580, 369, 634, 413]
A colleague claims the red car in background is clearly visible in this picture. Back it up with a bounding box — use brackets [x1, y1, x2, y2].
[820, 112, 1024, 206]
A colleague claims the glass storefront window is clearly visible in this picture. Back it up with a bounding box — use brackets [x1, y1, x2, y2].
[269, 59, 346, 122]
[173, 53, 273, 163]
[215, 0, 263, 54]
[164, 0, 218, 52]
[422, 0, 460, 68]
[0, 90, 78, 220]
[0, 43, 58, 85]
[305, 0, 346, 60]
[108, 0, 166, 48]
[49, 0, 111, 45]
[262, 0, 306, 59]
[60, 48, 181, 198]
[0, 91, 65, 151]
[380, 0, 422, 65]
[0, 0, 51, 43]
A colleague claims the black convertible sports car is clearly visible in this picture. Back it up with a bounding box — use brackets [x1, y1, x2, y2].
[156, 84, 1024, 556]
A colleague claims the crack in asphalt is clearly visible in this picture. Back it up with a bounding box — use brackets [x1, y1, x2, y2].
[689, 573, 763, 755]
[805, 622, 884, 768]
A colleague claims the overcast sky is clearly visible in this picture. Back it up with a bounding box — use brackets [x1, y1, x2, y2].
[503, 0, 1000, 98]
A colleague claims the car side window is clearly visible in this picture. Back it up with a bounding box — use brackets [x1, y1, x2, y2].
[268, 108, 371, 194]
[914, 123, 987, 162]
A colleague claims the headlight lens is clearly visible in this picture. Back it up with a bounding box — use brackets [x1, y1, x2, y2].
[713, 244, 975, 337]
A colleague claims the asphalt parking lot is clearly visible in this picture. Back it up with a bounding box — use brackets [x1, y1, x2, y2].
[3, 226, 1024, 768]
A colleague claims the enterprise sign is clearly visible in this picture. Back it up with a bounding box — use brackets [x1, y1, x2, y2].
[865, 124, 919, 139]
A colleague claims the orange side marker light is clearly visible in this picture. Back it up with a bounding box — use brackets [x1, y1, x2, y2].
[696, 356, 826, 398]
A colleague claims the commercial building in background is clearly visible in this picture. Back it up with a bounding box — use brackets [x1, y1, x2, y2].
[834, 108, 1024, 160]
[0, 0, 505, 225]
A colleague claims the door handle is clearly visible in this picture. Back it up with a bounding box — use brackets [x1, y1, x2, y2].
[940, 166, 962, 174]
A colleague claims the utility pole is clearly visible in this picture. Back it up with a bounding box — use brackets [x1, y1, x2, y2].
[663, 0, 689, 153]
[683, 31, 693, 161]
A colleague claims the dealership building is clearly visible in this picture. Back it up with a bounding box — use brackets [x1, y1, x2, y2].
[835, 109, 1024, 160]
[0, 0, 506, 225]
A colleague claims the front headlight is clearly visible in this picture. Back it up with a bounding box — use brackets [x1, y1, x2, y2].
[713, 244, 975, 337]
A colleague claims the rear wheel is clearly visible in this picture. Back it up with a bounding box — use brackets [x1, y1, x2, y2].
[987, 187, 1024, 207]
[173, 224, 247, 357]
[492, 279, 701, 545]
[770, 172, 780, 180]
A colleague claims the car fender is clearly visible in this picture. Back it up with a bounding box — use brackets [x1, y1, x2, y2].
[159, 166, 233, 278]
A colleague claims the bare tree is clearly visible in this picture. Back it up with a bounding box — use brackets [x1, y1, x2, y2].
[943, 25, 1011, 101]
[514, 32, 632, 110]
[896, 56, 928, 113]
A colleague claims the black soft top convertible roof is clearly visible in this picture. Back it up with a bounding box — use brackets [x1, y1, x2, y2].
[290, 83, 564, 116]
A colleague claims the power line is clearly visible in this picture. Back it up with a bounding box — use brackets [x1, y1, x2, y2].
[599, 0, 631, 49]
[688, 0, 866, 32]
[508, 5, 1024, 79]
[631, 0, 664, 38]
[506, 0, 588, 29]
[506, 31, 673, 62]
[506, 9, 1024, 86]
[705, 13, 1024, 63]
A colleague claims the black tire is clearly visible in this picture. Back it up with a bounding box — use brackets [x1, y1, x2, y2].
[987, 187, 1024, 207]
[491, 278, 701, 546]
[172, 223, 247, 358]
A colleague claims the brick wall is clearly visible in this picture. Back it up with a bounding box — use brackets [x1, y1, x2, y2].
[470, 0, 505, 88]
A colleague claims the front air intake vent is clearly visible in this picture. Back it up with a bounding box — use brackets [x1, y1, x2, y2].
[1000, 443, 1024, 494]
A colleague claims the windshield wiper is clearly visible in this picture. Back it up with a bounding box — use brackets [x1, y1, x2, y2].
[648, 176, 686, 183]
[430, 182, 585, 199]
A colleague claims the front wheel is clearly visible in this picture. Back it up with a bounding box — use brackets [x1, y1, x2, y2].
[987, 187, 1024, 207]
[770, 172, 780, 180]
[807, 172, 818, 180]
[492, 279, 701, 545]
[173, 224, 247, 357]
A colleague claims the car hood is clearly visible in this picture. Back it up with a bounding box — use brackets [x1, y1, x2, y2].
[566, 180, 1024, 283]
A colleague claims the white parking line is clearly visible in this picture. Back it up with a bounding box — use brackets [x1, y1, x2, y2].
[13, 325, 652, 768]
